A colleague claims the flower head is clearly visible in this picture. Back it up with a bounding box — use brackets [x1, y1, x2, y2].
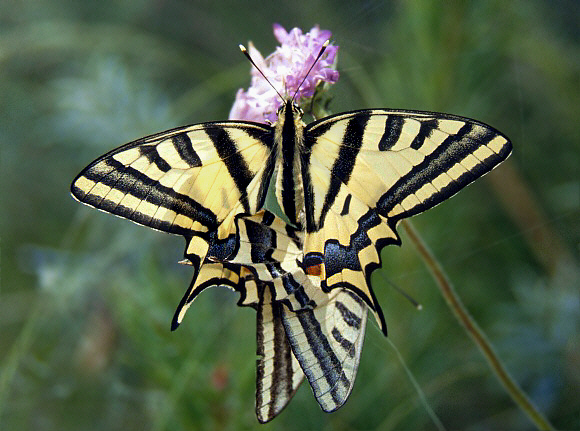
[229, 24, 339, 123]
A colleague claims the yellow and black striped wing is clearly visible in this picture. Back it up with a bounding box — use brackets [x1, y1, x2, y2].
[71, 122, 274, 272]
[279, 286, 368, 413]
[303, 110, 512, 332]
[256, 284, 305, 423]
[170, 261, 250, 330]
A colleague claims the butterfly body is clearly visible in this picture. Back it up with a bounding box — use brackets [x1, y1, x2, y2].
[275, 100, 307, 228]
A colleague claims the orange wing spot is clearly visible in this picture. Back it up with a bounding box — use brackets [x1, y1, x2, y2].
[240, 266, 253, 278]
[305, 263, 323, 277]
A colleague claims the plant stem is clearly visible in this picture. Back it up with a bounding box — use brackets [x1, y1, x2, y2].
[401, 220, 554, 431]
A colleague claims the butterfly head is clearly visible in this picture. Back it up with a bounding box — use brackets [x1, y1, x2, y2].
[272, 99, 307, 140]
[277, 99, 304, 121]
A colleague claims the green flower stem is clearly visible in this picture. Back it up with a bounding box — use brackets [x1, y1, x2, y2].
[401, 220, 555, 431]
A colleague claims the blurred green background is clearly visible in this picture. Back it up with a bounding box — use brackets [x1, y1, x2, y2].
[1, 0, 578, 430]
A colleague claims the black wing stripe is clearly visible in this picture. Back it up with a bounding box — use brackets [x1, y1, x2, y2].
[331, 327, 356, 358]
[172, 132, 202, 167]
[270, 297, 295, 416]
[334, 301, 362, 329]
[280, 288, 368, 413]
[256, 150, 278, 212]
[319, 114, 369, 228]
[410, 119, 439, 150]
[244, 218, 277, 262]
[281, 273, 315, 308]
[378, 115, 404, 151]
[322, 210, 382, 279]
[139, 145, 172, 172]
[340, 194, 352, 216]
[204, 126, 254, 213]
[300, 144, 317, 232]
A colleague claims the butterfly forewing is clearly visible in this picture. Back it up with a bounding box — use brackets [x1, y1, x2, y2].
[256, 284, 305, 423]
[71, 121, 274, 272]
[280, 287, 368, 412]
[307, 109, 511, 224]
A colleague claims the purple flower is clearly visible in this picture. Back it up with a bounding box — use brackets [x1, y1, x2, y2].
[229, 24, 339, 123]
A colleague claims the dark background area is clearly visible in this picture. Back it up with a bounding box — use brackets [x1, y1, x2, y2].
[1, 1, 578, 430]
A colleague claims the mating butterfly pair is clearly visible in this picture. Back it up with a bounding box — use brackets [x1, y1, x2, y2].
[71, 56, 511, 421]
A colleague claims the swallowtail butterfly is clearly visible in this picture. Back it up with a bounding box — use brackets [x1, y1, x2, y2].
[71, 42, 511, 422]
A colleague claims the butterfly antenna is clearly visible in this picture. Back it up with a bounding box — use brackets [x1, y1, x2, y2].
[292, 39, 330, 103]
[378, 271, 423, 310]
[239, 44, 284, 102]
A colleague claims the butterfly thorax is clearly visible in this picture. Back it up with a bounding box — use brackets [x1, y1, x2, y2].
[274, 99, 306, 229]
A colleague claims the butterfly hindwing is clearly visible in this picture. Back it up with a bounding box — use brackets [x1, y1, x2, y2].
[171, 262, 250, 329]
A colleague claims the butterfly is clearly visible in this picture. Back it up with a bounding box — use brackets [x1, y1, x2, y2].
[71, 43, 512, 422]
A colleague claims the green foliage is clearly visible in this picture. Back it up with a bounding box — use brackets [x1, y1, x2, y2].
[1, 1, 578, 430]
